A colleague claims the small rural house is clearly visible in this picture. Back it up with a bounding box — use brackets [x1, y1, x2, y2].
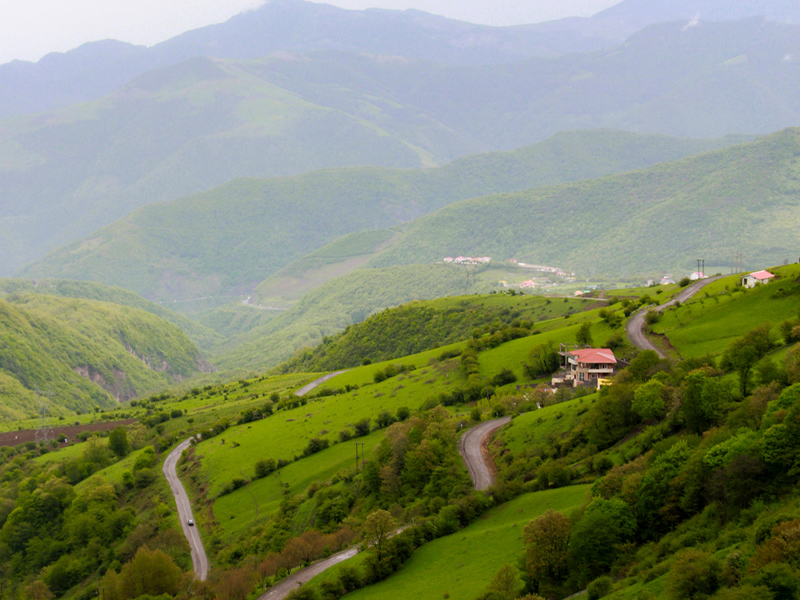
[552, 345, 618, 389]
[741, 270, 775, 288]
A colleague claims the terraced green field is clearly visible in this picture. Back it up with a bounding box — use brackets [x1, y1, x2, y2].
[213, 428, 386, 535]
[312, 485, 591, 600]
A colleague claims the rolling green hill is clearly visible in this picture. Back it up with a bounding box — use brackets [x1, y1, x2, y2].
[20, 129, 740, 303]
[277, 294, 595, 374]
[211, 264, 487, 371]
[0, 278, 220, 349]
[0, 294, 211, 419]
[11, 14, 797, 281]
[365, 128, 800, 278]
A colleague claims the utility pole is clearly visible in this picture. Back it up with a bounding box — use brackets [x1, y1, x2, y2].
[354, 442, 365, 472]
[35, 391, 53, 446]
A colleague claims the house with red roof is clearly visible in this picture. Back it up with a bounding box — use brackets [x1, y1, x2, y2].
[552, 346, 618, 388]
[741, 270, 775, 288]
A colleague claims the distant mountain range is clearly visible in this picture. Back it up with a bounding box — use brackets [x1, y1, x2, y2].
[19, 129, 742, 302]
[3, 0, 799, 118]
[4, 16, 800, 277]
[364, 128, 800, 277]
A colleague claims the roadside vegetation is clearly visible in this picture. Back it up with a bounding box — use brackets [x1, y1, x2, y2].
[1, 264, 799, 600]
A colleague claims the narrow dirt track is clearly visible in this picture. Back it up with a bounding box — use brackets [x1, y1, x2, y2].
[163, 438, 209, 581]
[626, 277, 723, 358]
[459, 416, 511, 490]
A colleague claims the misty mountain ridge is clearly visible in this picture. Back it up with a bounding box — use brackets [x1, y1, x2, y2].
[3, 16, 800, 278]
[3, 0, 800, 117]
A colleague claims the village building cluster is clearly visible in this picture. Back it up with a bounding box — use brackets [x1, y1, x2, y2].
[443, 256, 491, 265]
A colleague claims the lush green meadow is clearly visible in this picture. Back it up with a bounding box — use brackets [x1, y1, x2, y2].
[499, 395, 598, 456]
[313, 485, 591, 600]
[213, 428, 385, 535]
[652, 264, 800, 358]
[195, 358, 466, 498]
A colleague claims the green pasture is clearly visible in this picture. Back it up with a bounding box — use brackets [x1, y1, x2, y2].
[314, 344, 465, 391]
[608, 282, 682, 299]
[195, 360, 465, 497]
[652, 265, 800, 358]
[499, 395, 597, 456]
[213, 428, 385, 535]
[476, 322, 584, 381]
[316, 485, 591, 600]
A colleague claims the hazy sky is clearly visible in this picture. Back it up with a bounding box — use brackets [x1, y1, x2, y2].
[1, 0, 622, 65]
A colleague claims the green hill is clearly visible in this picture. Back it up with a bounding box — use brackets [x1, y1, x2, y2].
[20, 129, 740, 304]
[0, 278, 220, 349]
[212, 264, 493, 371]
[366, 128, 800, 277]
[277, 294, 594, 374]
[0, 294, 212, 419]
[6, 16, 800, 279]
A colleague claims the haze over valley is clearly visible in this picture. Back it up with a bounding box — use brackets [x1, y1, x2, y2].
[1, 3, 800, 600]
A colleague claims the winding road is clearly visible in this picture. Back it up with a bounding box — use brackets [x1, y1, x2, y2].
[293, 370, 349, 397]
[166, 368, 505, 592]
[626, 277, 722, 357]
[257, 416, 511, 599]
[459, 416, 512, 490]
[164, 370, 350, 582]
[163, 437, 209, 581]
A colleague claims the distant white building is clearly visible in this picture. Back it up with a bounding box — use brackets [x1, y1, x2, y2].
[689, 272, 705, 281]
[741, 270, 775, 288]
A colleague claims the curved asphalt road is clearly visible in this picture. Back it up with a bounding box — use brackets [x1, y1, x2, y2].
[257, 417, 510, 599]
[163, 437, 209, 581]
[164, 370, 350, 582]
[294, 370, 349, 397]
[626, 276, 722, 358]
[459, 416, 512, 491]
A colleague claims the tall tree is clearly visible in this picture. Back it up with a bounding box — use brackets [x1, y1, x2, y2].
[524, 510, 571, 584]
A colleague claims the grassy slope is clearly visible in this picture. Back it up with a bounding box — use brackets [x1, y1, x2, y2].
[213, 428, 385, 536]
[211, 265, 488, 371]
[367, 129, 800, 279]
[499, 396, 598, 456]
[652, 264, 800, 358]
[278, 294, 596, 373]
[0, 294, 207, 418]
[317, 486, 591, 600]
[196, 348, 467, 498]
[20, 129, 737, 303]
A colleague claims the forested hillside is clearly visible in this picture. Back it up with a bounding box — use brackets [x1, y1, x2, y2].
[0, 278, 220, 349]
[277, 294, 592, 373]
[6, 15, 800, 278]
[20, 129, 740, 302]
[367, 128, 800, 277]
[0, 294, 210, 419]
[212, 264, 488, 371]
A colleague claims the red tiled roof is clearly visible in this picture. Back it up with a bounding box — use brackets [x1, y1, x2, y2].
[750, 270, 775, 280]
[569, 348, 617, 364]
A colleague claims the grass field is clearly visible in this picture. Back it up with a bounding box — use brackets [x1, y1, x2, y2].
[651, 264, 800, 358]
[195, 357, 468, 498]
[311, 485, 591, 600]
[212, 428, 385, 535]
[499, 395, 597, 456]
